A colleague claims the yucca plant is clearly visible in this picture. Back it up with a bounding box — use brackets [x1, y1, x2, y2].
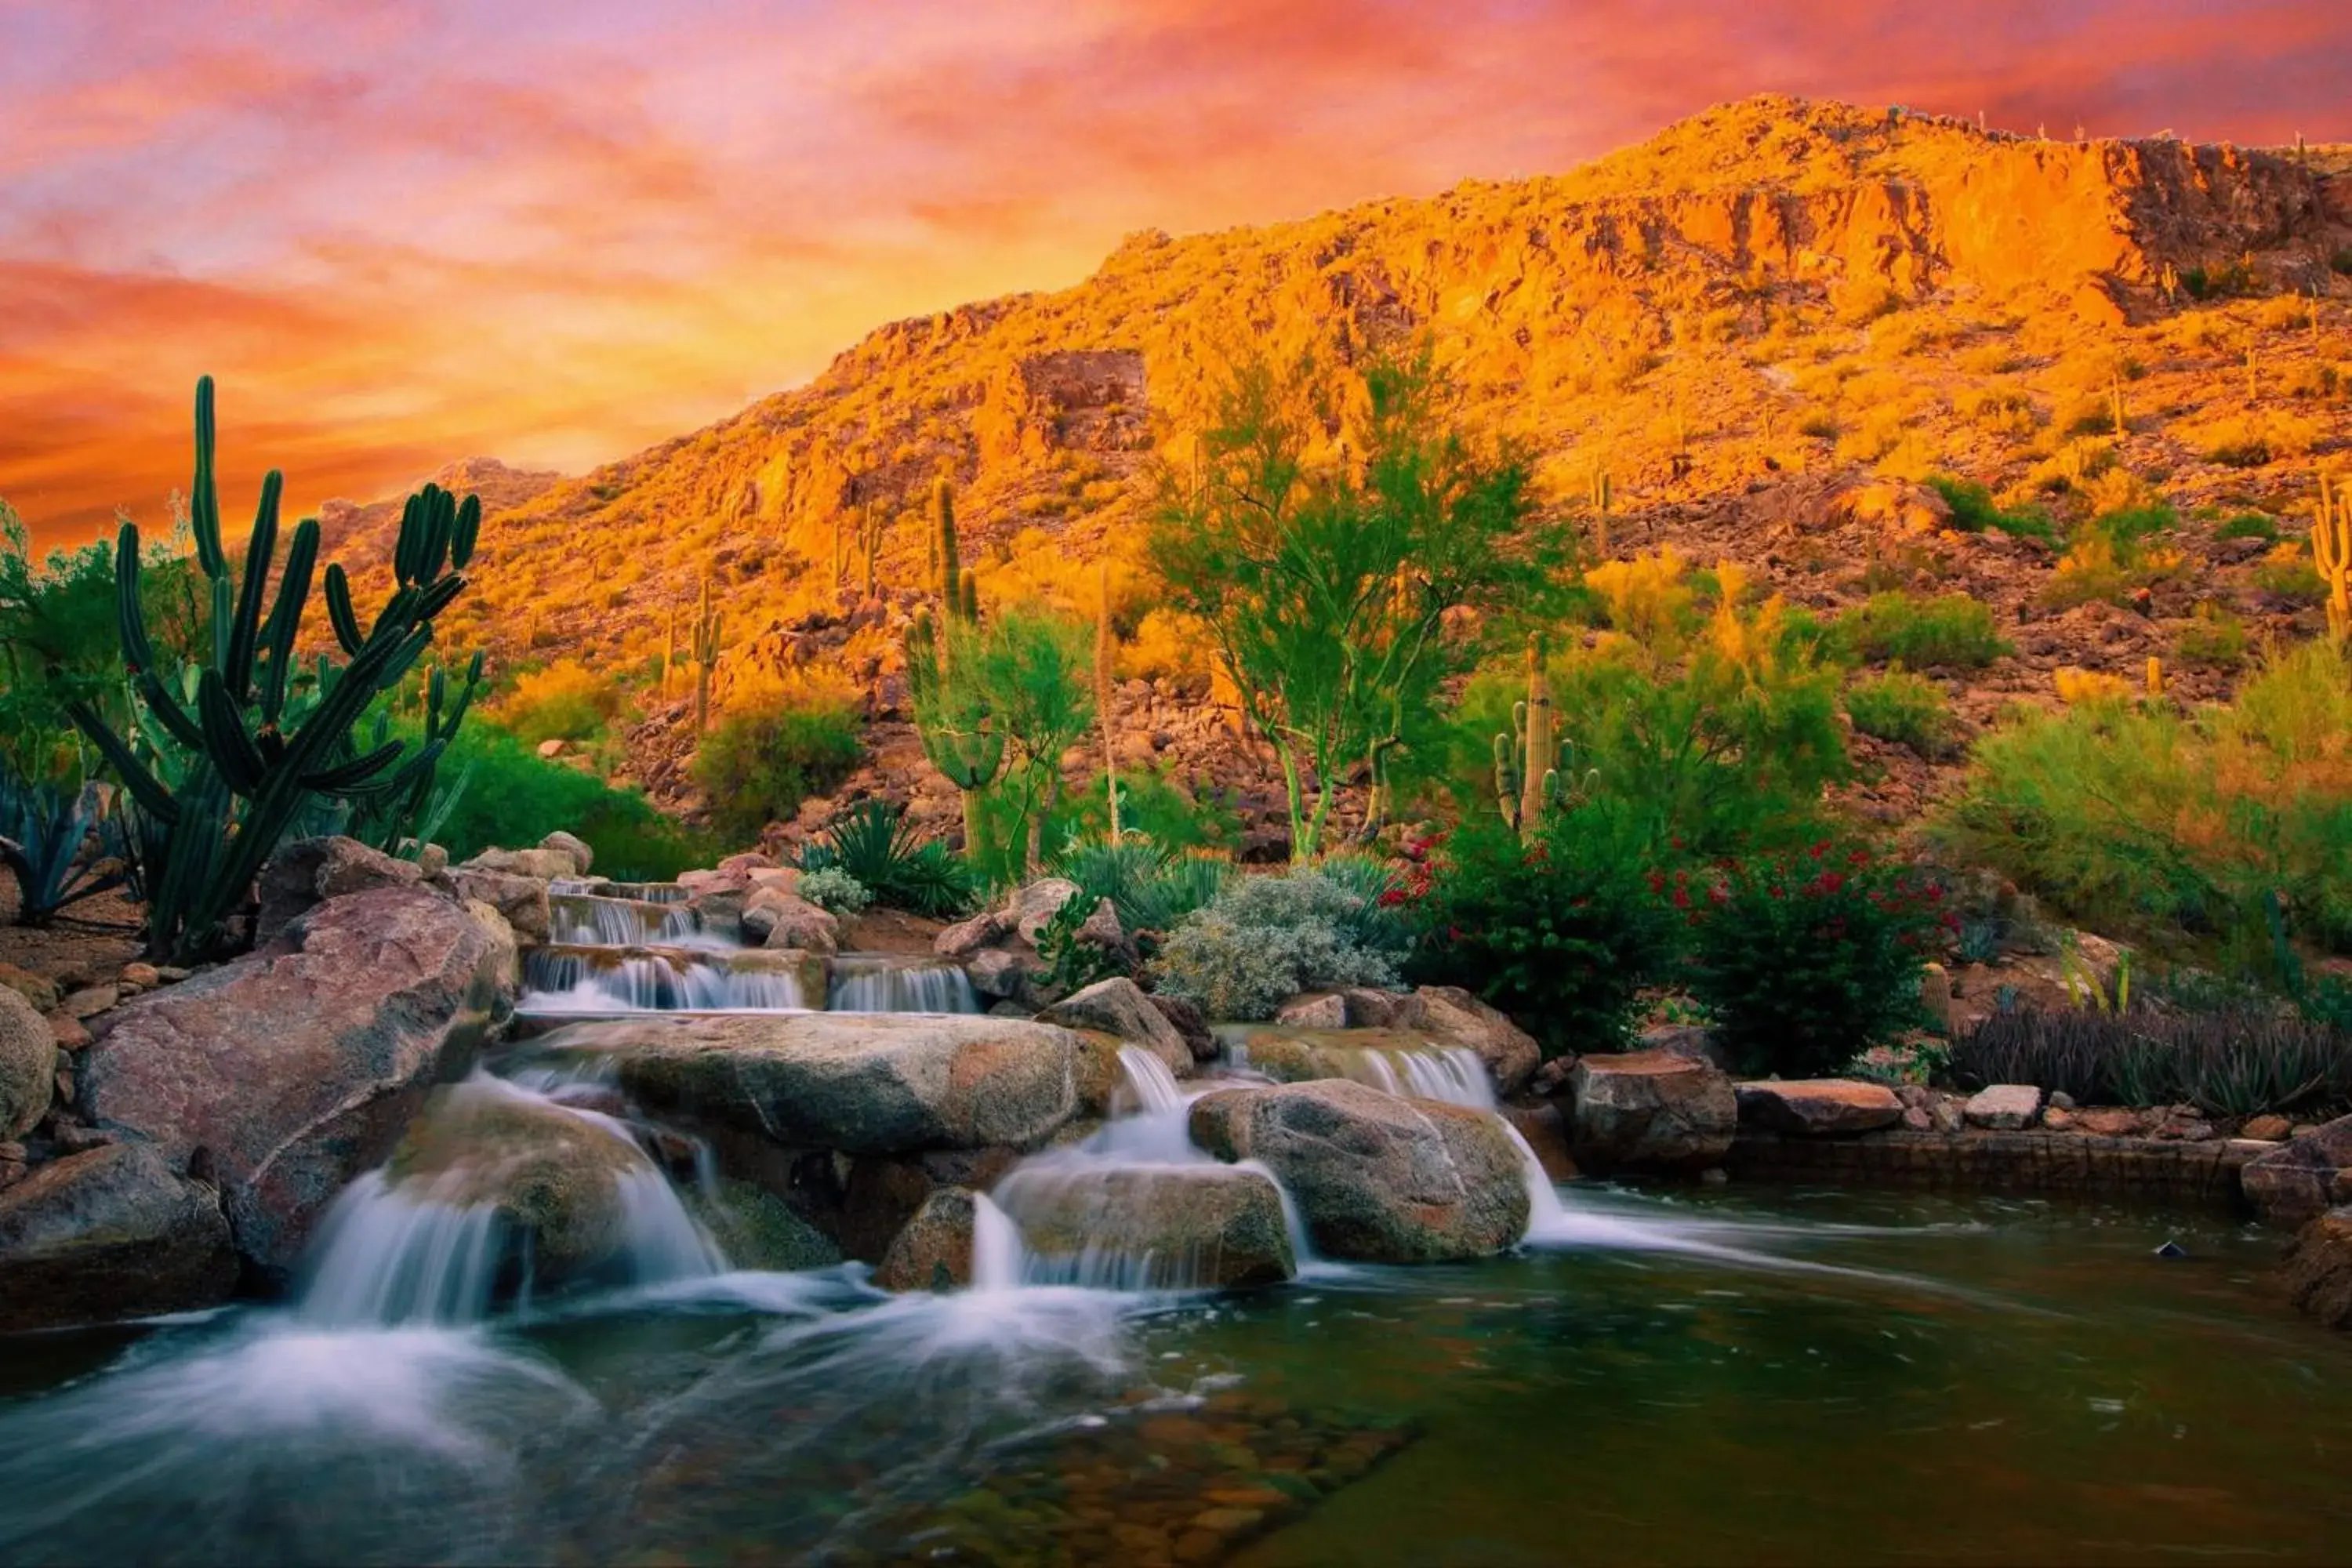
[68, 377, 485, 962]
[797, 799, 975, 918]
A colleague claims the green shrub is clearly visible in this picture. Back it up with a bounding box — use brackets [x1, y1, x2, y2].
[2216, 512, 2280, 542]
[796, 866, 873, 917]
[426, 722, 715, 880]
[1051, 835, 1233, 937]
[2175, 603, 2249, 668]
[1685, 845, 1947, 1078]
[692, 698, 863, 846]
[1152, 868, 1408, 1021]
[797, 799, 975, 918]
[1845, 668, 1954, 755]
[1836, 593, 2009, 669]
[1925, 476, 2056, 541]
[1402, 806, 1680, 1056]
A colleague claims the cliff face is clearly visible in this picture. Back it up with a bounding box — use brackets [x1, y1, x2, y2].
[337, 95, 2348, 836]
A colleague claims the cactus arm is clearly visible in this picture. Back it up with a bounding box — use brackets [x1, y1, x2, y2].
[190, 376, 227, 580]
[259, 519, 321, 724]
[323, 564, 367, 657]
[223, 470, 282, 700]
[64, 701, 180, 822]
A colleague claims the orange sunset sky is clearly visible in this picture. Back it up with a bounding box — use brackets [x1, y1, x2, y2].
[3, 0, 2347, 550]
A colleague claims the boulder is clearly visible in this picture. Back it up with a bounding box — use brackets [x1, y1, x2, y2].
[1007, 877, 1081, 944]
[873, 1187, 978, 1291]
[461, 845, 579, 882]
[839, 1147, 1022, 1262]
[1567, 1051, 1736, 1173]
[1071, 898, 1140, 971]
[746, 890, 840, 955]
[2241, 1113, 2294, 1143]
[688, 1178, 842, 1272]
[993, 1162, 1294, 1289]
[0, 1142, 238, 1331]
[437, 866, 552, 942]
[462, 900, 524, 1004]
[1735, 1080, 1904, 1137]
[1, 985, 56, 1140]
[254, 835, 423, 946]
[1412, 986, 1542, 1098]
[535, 1011, 1083, 1156]
[1223, 1025, 1497, 1106]
[2242, 1114, 2352, 1223]
[934, 909, 1009, 959]
[77, 885, 503, 1277]
[1635, 1023, 1732, 1072]
[381, 1077, 653, 1288]
[0, 961, 60, 1013]
[965, 949, 1036, 1001]
[1962, 1083, 2045, 1131]
[2283, 1206, 2352, 1331]
[1274, 992, 1350, 1030]
[1188, 1079, 1528, 1262]
[1148, 993, 1220, 1063]
[1033, 977, 1192, 1077]
[539, 830, 594, 876]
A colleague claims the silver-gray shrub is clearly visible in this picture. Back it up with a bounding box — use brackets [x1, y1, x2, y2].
[1150, 868, 1406, 1022]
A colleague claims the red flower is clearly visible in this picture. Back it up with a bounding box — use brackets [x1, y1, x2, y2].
[1672, 888, 1691, 909]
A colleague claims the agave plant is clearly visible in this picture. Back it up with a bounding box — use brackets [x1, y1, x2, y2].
[0, 764, 125, 924]
[797, 799, 975, 918]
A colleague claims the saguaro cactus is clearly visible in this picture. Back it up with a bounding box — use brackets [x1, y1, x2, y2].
[691, 578, 723, 732]
[1588, 468, 1613, 559]
[904, 604, 1004, 859]
[1096, 559, 1120, 840]
[2315, 469, 2350, 648]
[1493, 635, 1560, 837]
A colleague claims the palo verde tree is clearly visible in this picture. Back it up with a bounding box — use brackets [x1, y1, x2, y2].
[964, 606, 1095, 875]
[1149, 345, 1555, 858]
[71, 376, 485, 963]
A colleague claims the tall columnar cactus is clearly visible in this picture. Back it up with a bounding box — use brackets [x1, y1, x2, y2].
[2146, 655, 2165, 699]
[904, 604, 1004, 859]
[858, 502, 886, 601]
[691, 578, 723, 732]
[2108, 371, 2128, 438]
[2315, 469, 2350, 648]
[71, 376, 481, 962]
[1588, 467, 1613, 559]
[1494, 634, 1561, 838]
[1096, 559, 1120, 840]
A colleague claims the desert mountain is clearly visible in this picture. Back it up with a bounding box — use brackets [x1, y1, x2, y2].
[365, 94, 2350, 843]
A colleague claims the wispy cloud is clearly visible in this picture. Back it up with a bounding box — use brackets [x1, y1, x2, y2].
[1, 0, 2343, 545]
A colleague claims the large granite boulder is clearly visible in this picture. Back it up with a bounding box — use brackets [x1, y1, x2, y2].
[1, 985, 56, 1141]
[993, 1162, 1295, 1289]
[1034, 978, 1192, 1078]
[0, 1143, 238, 1331]
[2283, 1205, 2352, 1331]
[873, 1186, 979, 1292]
[1963, 1083, 2045, 1131]
[539, 830, 594, 877]
[535, 1011, 1082, 1156]
[437, 866, 552, 942]
[1567, 1051, 1736, 1174]
[1411, 986, 1542, 1098]
[254, 835, 422, 946]
[460, 845, 580, 882]
[2243, 1114, 2352, 1223]
[77, 884, 503, 1277]
[1735, 1080, 1904, 1137]
[744, 887, 840, 954]
[379, 1077, 657, 1288]
[1188, 1079, 1528, 1262]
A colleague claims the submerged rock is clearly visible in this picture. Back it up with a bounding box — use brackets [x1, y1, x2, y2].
[1188, 1079, 1526, 1262]
[1567, 1051, 1736, 1173]
[1735, 1079, 1904, 1137]
[77, 885, 503, 1278]
[689, 1178, 841, 1272]
[2283, 1205, 2352, 1331]
[535, 1011, 1083, 1156]
[0, 1143, 237, 1331]
[993, 1162, 1295, 1289]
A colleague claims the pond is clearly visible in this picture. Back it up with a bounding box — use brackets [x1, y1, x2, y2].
[1, 1183, 2343, 1566]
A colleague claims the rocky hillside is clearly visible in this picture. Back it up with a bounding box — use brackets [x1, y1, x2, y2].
[339, 94, 2351, 847]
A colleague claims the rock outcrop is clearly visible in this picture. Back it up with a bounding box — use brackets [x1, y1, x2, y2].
[2243, 1115, 2352, 1223]
[76, 884, 503, 1277]
[0, 1143, 238, 1331]
[0, 985, 56, 1141]
[1033, 977, 1192, 1078]
[1567, 1051, 1737, 1173]
[993, 1163, 1294, 1288]
[873, 1186, 979, 1291]
[1189, 1079, 1526, 1262]
[1735, 1080, 1904, 1137]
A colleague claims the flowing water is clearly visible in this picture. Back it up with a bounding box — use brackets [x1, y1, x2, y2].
[826, 953, 981, 1014]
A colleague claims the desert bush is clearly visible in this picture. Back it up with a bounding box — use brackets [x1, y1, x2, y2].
[1926, 475, 2056, 540]
[1837, 592, 2009, 669]
[797, 799, 975, 918]
[1050, 834, 1233, 937]
[691, 696, 864, 846]
[1936, 641, 2352, 958]
[1402, 806, 1681, 1056]
[426, 722, 714, 880]
[795, 866, 873, 918]
[493, 659, 625, 746]
[1951, 1007, 2352, 1118]
[1684, 844, 1947, 1079]
[2253, 541, 2328, 603]
[1846, 669, 1955, 755]
[2175, 603, 2249, 668]
[2216, 512, 2280, 542]
[1152, 867, 1408, 1021]
[2053, 666, 2136, 704]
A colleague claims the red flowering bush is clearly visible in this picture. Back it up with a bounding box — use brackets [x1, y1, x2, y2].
[1685, 843, 1951, 1079]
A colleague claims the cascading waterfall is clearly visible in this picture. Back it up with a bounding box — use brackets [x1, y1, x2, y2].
[521, 946, 813, 1012]
[550, 878, 691, 904]
[827, 956, 980, 1014]
[546, 892, 701, 947]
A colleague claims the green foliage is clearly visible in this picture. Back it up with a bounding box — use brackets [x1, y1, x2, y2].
[797, 799, 976, 918]
[71, 378, 486, 962]
[1403, 805, 1681, 1057]
[1149, 343, 1560, 858]
[1925, 475, 2056, 541]
[795, 866, 873, 917]
[1935, 641, 2352, 960]
[1836, 592, 2010, 669]
[2175, 603, 2249, 668]
[494, 659, 625, 746]
[423, 720, 714, 880]
[1049, 835, 1233, 937]
[1845, 668, 1954, 756]
[1684, 845, 1945, 1079]
[2216, 512, 2281, 543]
[1152, 867, 1409, 1021]
[0, 766, 125, 922]
[961, 608, 1095, 878]
[1951, 1007, 2352, 1119]
[691, 697, 863, 846]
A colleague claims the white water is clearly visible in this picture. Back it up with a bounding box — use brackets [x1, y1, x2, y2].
[827, 956, 980, 1014]
[521, 946, 814, 1011]
[546, 892, 701, 946]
